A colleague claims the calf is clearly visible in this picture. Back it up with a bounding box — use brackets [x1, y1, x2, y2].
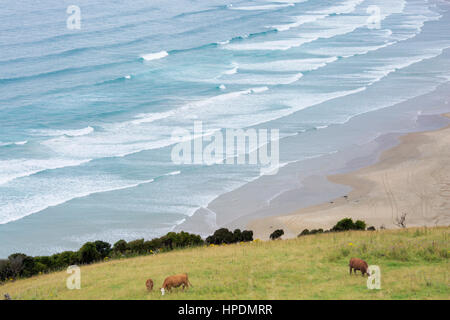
[160, 273, 192, 295]
[145, 279, 154, 291]
[349, 257, 370, 276]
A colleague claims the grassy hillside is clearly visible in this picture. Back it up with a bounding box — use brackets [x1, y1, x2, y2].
[1, 227, 448, 300]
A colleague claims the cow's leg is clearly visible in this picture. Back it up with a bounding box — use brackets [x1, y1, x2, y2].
[349, 266, 352, 275]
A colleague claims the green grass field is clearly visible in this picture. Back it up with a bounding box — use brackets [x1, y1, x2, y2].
[1, 227, 448, 300]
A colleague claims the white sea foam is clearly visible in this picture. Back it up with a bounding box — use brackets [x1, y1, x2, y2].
[219, 72, 303, 85]
[281, 87, 367, 114]
[0, 140, 28, 147]
[229, 3, 294, 11]
[239, 57, 338, 72]
[223, 37, 316, 51]
[165, 171, 181, 176]
[224, 0, 408, 52]
[312, 0, 364, 15]
[39, 87, 271, 159]
[140, 51, 169, 61]
[364, 48, 450, 86]
[0, 158, 91, 186]
[271, 14, 326, 31]
[0, 175, 155, 225]
[224, 19, 366, 51]
[32, 126, 94, 137]
[223, 66, 238, 75]
[130, 111, 175, 125]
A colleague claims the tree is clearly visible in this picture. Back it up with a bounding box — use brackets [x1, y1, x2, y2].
[0, 260, 12, 281]
[8, 253, 27, 277]
[299, 229, 310, 237]
[128, 239, 146, 254]
[113, 240, 128, 254]
[206, 228, 234, 245]
[233, 229, 243, 242]
[78, 242, 101, 264]
[270, 229, 284, 240]
[332, 218, 356, 231]
[94, 240, 112, 258]
[55, 251, 79, 266]
[354, 220, 366, 230]
[241, 230, 253, 242]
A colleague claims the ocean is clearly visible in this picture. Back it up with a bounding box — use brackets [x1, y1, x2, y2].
[1, 0, 450, 257]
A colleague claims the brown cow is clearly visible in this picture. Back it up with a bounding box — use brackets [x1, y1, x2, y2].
[349, 257, 370, 276]
[145, 279, 154, 291]
[160, 273, 192, 294]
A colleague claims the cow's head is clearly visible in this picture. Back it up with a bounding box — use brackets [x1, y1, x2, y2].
[160, 287, 165, 296]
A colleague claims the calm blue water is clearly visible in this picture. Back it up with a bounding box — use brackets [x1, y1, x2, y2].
[1, 0, 450, 256]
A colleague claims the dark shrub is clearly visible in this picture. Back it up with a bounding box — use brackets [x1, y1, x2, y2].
[206, 228, 234, 245]
[0, 259, 12, 281]
[8, 253, 28, 277]
[299, 229, 310, 236]
[55, 251, 79, 266]
[241, 230, 253, 242]
[160, 235, 174, 250]
[144, 239, 161, 252]
[332, 218, 356, 231]
[207, 228, 253, 244]
[233, 229, 243, 242]
[94, 240, 112, 258]
[355, 220, 366, 230]
[367, 226, 376, 231]
[270, 229, 284, 240]
[33, 255, 55, 271]
[176, 231, 203, 247]
[128, 239, 146, 254]
[113, 240, 128, 254]
[78, 242, 101, 264]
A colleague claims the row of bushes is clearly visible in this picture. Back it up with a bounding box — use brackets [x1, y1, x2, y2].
[1, 228, 253, 283]
[298, 218, 374, 237]
[1, 219, 370, 281]
[205, 228, 253, 245]
[267, 218, 375, 240]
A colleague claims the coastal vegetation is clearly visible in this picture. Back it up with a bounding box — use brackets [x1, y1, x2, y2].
[1, 226, 448, 299]
[0, 228, 253, 283]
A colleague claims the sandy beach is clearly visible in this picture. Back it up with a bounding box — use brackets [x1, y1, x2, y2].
[249, 114, 450, 239]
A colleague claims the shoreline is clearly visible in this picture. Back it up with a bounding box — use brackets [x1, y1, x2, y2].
[248, 113, 450, 239]
[176, 81, 450, 237]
